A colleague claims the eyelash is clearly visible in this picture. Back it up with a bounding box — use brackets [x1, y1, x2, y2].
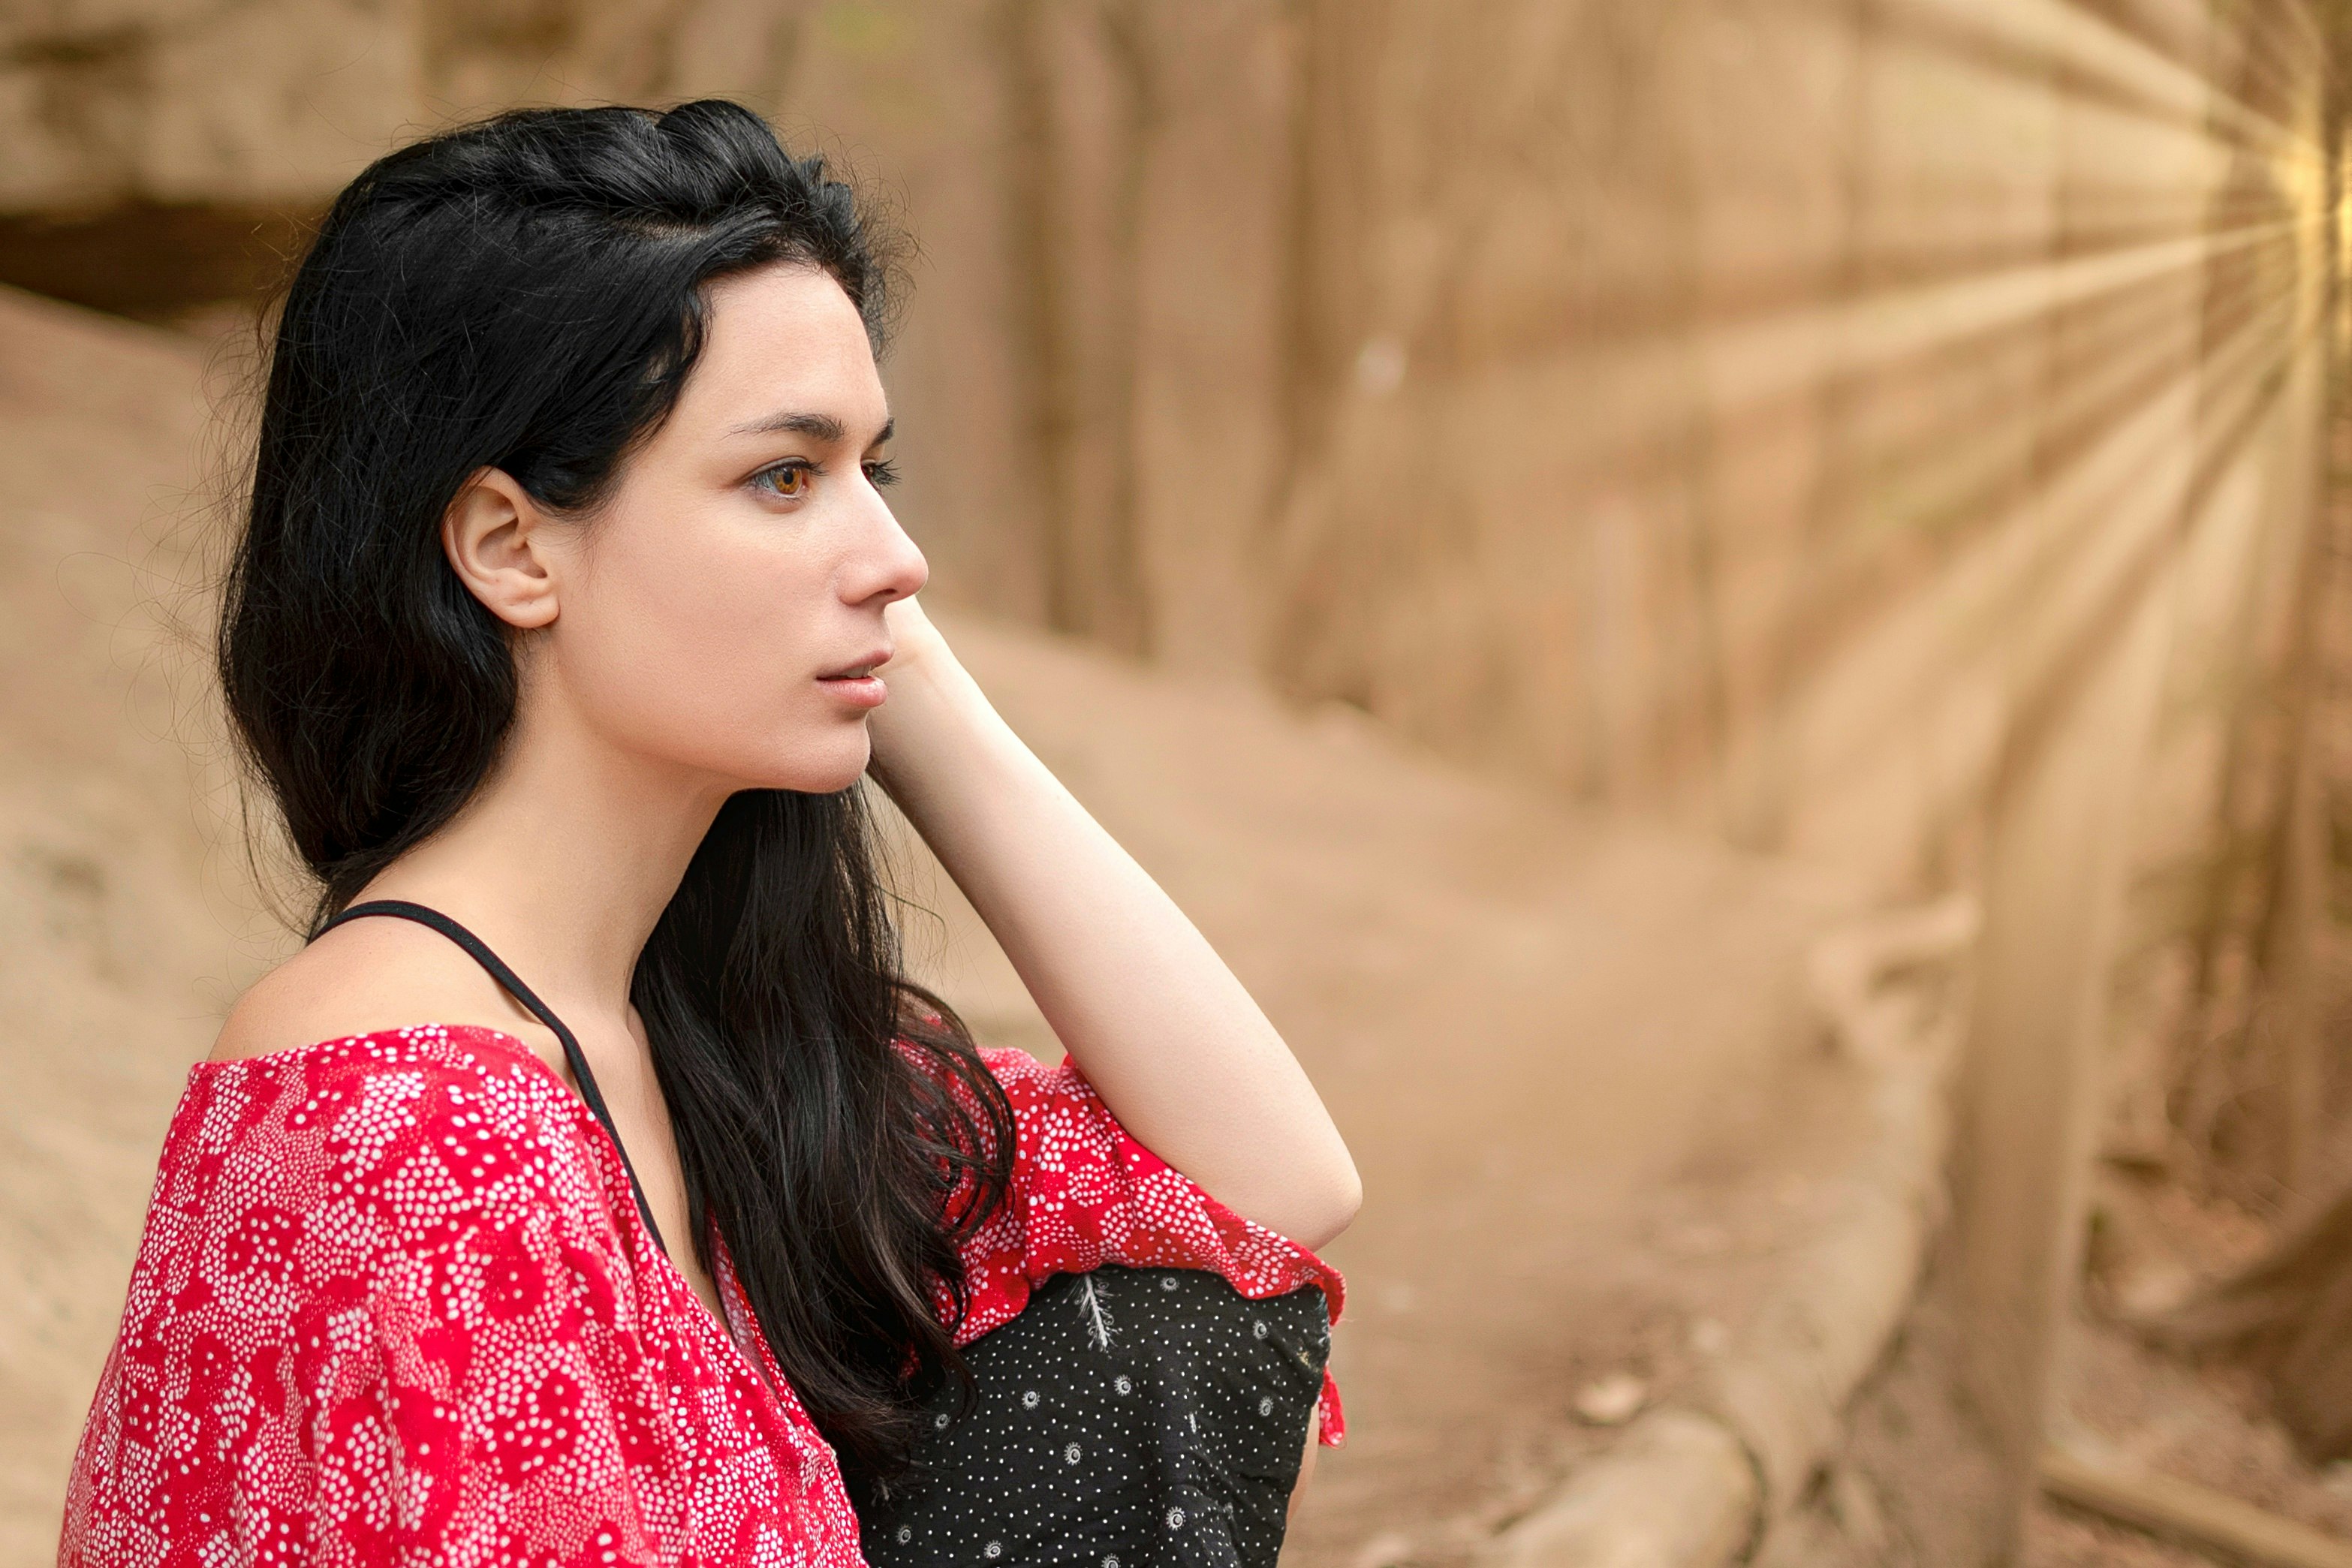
[749, 457, 902, 499]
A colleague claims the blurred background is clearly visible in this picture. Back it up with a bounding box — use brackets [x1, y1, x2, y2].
[4, 1, 2351, 1564]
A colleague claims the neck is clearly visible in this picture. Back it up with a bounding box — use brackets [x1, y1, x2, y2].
[362, 674, 730, 1022]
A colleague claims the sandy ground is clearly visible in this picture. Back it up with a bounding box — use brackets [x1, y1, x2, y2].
[0, 287, 1876, 1566]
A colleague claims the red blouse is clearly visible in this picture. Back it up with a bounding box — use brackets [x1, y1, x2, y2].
[61, 1025, 1343, 1567]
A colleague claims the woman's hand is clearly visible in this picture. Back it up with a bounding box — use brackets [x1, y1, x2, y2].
[862, 596, 985, 799]
[860, 600, 1361, 1250]
[875, 594, 955, 683]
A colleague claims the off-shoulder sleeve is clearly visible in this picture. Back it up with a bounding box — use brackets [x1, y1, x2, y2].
[946, 1046, 1348, 1445]
[62, 1034, 675, 1567]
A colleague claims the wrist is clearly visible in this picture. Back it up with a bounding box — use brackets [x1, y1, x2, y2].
[876, 632, 985, 721]
[866, 631, 1006, 801]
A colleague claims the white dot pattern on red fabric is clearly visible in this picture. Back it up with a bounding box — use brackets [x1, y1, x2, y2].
[61, 1028, 1344, 1566]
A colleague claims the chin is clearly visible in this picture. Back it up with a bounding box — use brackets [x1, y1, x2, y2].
[747, 730, 873, 796]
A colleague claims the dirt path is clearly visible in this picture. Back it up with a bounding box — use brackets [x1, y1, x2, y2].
[0, 289, 1872, 1567]
[906, 626, 1870, 1566]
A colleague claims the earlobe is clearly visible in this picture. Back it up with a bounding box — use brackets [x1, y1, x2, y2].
[442, 468, 560, 630]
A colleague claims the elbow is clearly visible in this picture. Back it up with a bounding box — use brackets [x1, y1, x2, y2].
[1286, 1160, 1363, 1253]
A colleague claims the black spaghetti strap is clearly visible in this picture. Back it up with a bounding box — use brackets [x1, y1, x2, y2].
[318, 898, 669, 1252]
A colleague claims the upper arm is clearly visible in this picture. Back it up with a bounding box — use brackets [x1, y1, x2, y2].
[76, 1050, 660, 1566]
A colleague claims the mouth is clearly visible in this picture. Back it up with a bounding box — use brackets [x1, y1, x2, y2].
[816, 649, 891, 682]
[816, 649, 893, 709]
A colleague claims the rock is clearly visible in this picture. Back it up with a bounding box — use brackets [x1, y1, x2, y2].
[1575, 1373, 1652, 1428]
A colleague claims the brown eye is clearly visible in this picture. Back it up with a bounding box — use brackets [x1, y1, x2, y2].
[753, 461, 814, 501]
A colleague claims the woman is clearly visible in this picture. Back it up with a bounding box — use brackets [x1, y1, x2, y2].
[61, 101, 1357, 1567]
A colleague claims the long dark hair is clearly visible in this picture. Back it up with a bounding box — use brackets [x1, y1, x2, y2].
[217, 100, 1015, 1483]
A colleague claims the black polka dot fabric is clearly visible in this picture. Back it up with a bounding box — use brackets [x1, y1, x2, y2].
[854, 1266, 1332, 1567]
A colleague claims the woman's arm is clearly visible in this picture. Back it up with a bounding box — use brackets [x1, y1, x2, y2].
[866, 600, 1361, 1250]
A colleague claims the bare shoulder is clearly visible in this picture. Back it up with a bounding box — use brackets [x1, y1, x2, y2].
[211, 916, 560, 1067]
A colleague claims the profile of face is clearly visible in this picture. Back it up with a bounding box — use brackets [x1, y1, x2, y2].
[442, 263, 923, 798]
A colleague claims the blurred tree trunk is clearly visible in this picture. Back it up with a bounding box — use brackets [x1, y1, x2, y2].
[2143, 61, 2352, 1471]
[2163, 29, 2349, 1208]
[2246, 365, 2344, 1210]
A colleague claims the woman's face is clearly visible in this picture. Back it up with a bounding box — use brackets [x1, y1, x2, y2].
[504, 262, 924, 797]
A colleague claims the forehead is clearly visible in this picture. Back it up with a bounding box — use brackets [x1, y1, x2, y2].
[674, 263, 884, 428]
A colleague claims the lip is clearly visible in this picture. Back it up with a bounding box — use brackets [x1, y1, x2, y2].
[816, 673, 889, 709]
[815, 647, 892, 682]
[815, 647, 892, 711]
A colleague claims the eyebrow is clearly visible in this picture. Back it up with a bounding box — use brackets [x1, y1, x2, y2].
[728, 411, 893, 447]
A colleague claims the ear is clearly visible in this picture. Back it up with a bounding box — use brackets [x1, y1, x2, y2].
[442, 468, 561, 631]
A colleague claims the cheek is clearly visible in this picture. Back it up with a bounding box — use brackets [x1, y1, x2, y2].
[552, 520, 865, 784]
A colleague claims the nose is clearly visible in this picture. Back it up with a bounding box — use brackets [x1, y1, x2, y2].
[840, 485, 929, 609]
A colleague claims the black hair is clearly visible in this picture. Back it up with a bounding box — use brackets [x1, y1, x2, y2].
[217, 100, 1014, 1483]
